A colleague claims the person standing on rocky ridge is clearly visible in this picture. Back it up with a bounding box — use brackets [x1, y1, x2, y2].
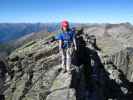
[55, 20, 77, 73]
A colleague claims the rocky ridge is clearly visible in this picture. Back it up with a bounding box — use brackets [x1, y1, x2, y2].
[0, 26, 133, 100]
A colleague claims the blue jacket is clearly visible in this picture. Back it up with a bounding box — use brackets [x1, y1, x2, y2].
[55, 30, 75, 48]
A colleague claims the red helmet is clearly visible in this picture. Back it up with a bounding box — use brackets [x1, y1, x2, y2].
[61, 20, 69, 28]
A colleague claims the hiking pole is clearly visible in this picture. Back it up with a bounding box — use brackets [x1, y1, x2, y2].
[43, 36, 56, 45]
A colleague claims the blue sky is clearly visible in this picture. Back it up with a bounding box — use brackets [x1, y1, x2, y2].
[0, 0, 133, 23]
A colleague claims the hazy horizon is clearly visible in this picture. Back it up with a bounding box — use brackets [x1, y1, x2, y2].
[0, 22, 132, 24]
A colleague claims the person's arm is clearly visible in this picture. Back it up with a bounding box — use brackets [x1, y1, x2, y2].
[73, 38, 77, 51]
[59, 40, 63, 52]
[56, 33, 63, 51]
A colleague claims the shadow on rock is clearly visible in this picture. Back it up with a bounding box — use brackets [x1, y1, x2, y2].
[70, 28, 133, 100]
[0, 59, 8, 100]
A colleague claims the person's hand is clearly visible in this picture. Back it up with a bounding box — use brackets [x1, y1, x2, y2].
[59, 47, 63, 53]
[74, 46, 77, 51]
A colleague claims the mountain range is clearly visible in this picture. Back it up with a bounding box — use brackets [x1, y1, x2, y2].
[0, 22, 133, 55]
[0, 23, 60, 43]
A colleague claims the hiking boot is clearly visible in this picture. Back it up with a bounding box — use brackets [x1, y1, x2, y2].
[62, 68, 67, 73]
[58, 67, 62, 72]
[67, 70, 71, 74]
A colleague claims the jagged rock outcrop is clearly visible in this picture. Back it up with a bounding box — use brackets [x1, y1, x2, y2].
[103, 47, 133, 81]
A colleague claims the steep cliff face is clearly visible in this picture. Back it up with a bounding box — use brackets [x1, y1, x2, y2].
[1, 27, 133, 100]
[0, 57, 8, 100]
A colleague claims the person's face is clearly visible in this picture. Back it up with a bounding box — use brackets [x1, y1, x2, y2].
[62, 27, 68, 31]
